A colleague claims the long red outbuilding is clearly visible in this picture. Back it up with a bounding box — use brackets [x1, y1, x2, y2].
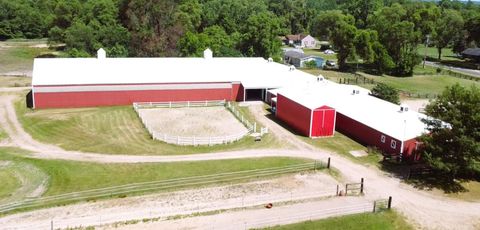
[31, 48, 428, 160]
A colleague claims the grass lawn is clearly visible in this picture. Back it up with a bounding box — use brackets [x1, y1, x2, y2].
[0, 147, 315, 212]
[0, 40, 59, 74]
[302, 48, 337, 61]
[0, 127, 7, 141]
[301, 67, 480, 97]
[0, 76, 31, 87]
[263, 210, 414, 230]
[417, 46, 459, 61]
[446, 181, 480, 202]
[301, 133, 382, 166]
[0, 169, 21, 200]
[16, 98, 282, 155]
[358, 71, 480, 96]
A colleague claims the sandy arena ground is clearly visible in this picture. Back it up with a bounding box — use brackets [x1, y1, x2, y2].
[138, 107, 248, 137]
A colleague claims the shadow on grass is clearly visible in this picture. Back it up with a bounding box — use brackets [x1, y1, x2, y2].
[379, 161, 471, 193]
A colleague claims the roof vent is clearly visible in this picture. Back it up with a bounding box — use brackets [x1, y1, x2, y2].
[97, 48, 106, 59]
[268, 57, 273, 63]
[203, 48, 213, 59]
[289, 65, 296, 71]
[352, 89, 360, 95]
[400, 104, 409, 112]
[317, 75, 324, 82]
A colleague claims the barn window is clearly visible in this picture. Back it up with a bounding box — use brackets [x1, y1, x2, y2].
[391, 140, 397, 149]
[380, 135, 386, 143]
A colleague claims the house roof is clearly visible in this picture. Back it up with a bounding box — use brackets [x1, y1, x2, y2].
[284, 50, 309, 59]
[284, 50, 324, 61]
[32, 52, 315, 90]
[462, 48, 480, 57]
[285, 34, 311, 41]
[276, 81, 428, 141]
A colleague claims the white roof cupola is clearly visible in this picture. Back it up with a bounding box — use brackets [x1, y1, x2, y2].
[203, 48, 213, 59]
[97, 48, 106, 59]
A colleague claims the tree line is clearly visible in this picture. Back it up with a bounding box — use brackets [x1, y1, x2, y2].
[1, 0, 480, 75]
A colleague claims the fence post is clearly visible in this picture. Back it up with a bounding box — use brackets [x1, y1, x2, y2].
[177, 136, 180, 145]
[253, 122, 256, 133]
[387, 196, 392, 209]
[336, 184, 339, 196]
[345, 184, 348, 196]
[193, 136, 196, 145]
[169, 102, 172, 108]
[327, 157, 331, 169]
[373, 201, 376, 213]
[360, 178, 364, 194]
[188, 101, 190, 107]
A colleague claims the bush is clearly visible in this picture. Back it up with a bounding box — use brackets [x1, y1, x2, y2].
[304, 60, 318, 69]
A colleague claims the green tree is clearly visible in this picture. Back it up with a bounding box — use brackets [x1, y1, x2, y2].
[432, 9, 464, 60]
[421, 84, 480, 181]
[312, 11, 356, 70]
[341, 0, 382, 28]
[240, 12, 282, 58]
[369, 3, 421, 76]
[201, 0, 268, 34]
[178, 26, 241, 57]
[123, 0, 183, 56]
[370, 83, 400, 104]
[175, 0, 202, 32]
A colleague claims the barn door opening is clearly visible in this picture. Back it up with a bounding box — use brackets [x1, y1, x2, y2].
[244, 88, 266, 101]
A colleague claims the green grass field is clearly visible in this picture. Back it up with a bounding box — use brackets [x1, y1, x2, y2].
[264, 210, 413, 230]
[302, 48, 338, 61]
[302, 68, 480, 97]
[0, 169, 21, 200]
[417, 46, 459, 61]
[301, 133, 382, 166]
[0, 76, 31, 87]
[0, 147, 313, 198]
[0, 40, 59, 74]
[16, 99, 282, 155]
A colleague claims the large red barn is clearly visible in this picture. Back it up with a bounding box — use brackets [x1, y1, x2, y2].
[31, 49, 313, 109]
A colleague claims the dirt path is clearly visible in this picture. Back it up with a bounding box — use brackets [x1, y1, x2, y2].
[0, 173, 342, 230]
[0, 95, 479, 229]
[112, 197, 372, 230]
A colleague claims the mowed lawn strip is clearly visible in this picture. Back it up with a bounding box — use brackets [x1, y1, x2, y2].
[0, 40, 56, 74]
[302, 68, 480, 96]
[0, 148, 313, 196]
[0, 169, 21, 200]
[262, 210, 414, 230]
[15, 98, 282, 155]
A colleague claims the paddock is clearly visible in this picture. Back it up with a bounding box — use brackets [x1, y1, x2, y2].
[135, 101, 250, 145]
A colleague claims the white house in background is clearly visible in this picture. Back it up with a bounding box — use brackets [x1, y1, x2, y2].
[285, 34, 317, 48]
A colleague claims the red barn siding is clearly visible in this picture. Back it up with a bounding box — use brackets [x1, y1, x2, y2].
[335, 112, 401, 155]
[34, 88, 232, 108]
[311, 106, 335, 137]
[276, 93, 311, 136]
[402, 138, 420, 161]
[231, 83, 244, 101]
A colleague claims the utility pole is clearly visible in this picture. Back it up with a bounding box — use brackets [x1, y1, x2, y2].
[423, 35, 430, 68]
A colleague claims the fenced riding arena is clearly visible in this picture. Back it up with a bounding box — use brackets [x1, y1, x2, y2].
[133, 100, 268, 146]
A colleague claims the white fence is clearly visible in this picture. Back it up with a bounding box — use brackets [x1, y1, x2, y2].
[133, 100, 266, 146]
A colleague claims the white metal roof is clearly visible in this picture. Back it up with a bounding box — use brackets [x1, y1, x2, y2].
[32, 56, 314, 89]
[276, 82, 428, 141]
